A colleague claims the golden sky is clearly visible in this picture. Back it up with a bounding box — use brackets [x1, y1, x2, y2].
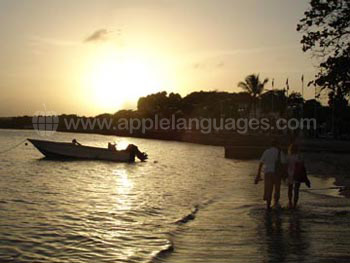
[0, 0, 316, 116]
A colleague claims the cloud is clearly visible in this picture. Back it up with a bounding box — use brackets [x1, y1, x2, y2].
[84, 29, 109, 43]
[29, 36, 77, 47]
[192, 60, 225, 71]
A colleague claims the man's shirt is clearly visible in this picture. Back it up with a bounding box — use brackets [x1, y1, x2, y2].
[260, 147, 286, 174]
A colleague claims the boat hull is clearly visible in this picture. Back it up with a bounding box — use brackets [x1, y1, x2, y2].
[28, 139, 133, 162]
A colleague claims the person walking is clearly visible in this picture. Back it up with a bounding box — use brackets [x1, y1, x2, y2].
[287, 143, 311, 209]
[255, 139, 286, 210]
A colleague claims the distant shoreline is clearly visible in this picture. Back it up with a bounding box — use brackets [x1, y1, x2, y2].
[0, 126, 279, 147]
[2, 127, 350, 156]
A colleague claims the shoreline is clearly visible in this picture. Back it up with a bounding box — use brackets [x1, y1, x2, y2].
[2, 127, 350, 154]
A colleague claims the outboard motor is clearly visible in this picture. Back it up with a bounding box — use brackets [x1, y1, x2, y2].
[126, 144, 148, 162]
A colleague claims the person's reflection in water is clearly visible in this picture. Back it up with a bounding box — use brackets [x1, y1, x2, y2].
[260, 210, 309, 263]
[287, 212, 309, 262]
[264, 211, 287, 263]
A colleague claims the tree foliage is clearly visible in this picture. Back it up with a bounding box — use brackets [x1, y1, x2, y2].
[237, 74, 268, 99]
[237, 74, 269, 116]
[137, 91, 182, 117]
[297, 0, 350, 99]
[260, 90, 287, 115]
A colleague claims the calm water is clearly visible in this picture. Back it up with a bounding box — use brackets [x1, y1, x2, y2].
[0, 129, 350, 263]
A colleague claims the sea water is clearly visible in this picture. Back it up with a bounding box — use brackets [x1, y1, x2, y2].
[0, 129, 350, 263]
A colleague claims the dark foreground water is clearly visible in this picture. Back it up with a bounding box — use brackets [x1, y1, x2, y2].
[0, 129, 350, 263]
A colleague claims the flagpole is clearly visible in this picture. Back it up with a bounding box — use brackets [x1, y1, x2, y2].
[301, 74, 304, 118]
[285, 78, 289, 119]
[314, 84, 317, 115]
[271, 78, 274, 113]
[314, 83, 317, 137]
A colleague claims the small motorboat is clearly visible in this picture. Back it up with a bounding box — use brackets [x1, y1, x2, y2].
[28, 139, 148, 162]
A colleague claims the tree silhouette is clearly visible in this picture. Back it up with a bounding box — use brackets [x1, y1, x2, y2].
[260, 90, 287, 115]
[237, 74, 269, 116]
[297, 0, 350, 101]
[287, 92, 304, 119]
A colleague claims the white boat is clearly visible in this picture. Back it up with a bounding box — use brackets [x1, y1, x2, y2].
[28, 139, 147, 162]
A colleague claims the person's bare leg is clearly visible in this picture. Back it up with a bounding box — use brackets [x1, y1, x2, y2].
[273, 176, 281, 207]
[293, 183, 300, 208]
[264, 173, 273, 210]
[288, 184, 293, 209]
[266, 200, 271, 210]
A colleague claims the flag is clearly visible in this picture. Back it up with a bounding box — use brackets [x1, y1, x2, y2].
[272, 78, 274, 89]
[286, 78, 289, 90]
[301, 74, 304, 83]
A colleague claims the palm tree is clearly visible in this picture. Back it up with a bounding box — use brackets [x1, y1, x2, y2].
[238, 74, 269, 116]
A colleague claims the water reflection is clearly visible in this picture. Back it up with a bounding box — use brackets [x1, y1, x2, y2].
[2, 130, 349, 263]
[259, 210, 309, 263]
[287, 213, 308, 263]
[113, 169, 133, 211]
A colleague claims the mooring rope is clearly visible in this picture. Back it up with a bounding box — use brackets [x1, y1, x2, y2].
[0, 139, 28, 154]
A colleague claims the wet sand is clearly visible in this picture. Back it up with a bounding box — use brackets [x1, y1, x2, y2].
[158, 174, 350, 263]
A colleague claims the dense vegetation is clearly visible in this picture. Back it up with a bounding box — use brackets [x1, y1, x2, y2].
[297, 0, 350, 137]
[1, 88, 349, 138]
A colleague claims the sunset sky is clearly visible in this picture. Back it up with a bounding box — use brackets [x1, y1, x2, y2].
[0, 0, 316, 116]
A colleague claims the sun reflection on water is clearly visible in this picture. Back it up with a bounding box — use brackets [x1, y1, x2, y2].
[113, 169, 133, 211]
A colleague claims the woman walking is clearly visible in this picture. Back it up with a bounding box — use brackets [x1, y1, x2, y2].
[287, 144, 311, 209]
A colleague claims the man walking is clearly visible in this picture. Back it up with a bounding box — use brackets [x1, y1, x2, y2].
[255, 139, 286, 209]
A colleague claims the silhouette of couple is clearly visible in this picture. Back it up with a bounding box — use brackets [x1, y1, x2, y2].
[255, 139, 310, 210]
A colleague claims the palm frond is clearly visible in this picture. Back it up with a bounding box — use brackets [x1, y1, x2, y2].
[262, 78, 269, 85]
[238, 81, 249, 91]
[238, 74, 269, 99]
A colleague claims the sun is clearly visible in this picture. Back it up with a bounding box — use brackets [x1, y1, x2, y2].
[85, 45, 167, 112]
